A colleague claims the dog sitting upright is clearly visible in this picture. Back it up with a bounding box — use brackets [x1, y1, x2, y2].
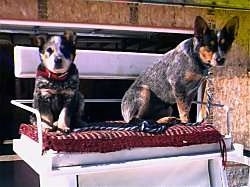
[121, 16, 239, 123]
[31, 31, 84, 133]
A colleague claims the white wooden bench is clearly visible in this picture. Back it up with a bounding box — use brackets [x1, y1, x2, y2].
[11, 45, 244, 187]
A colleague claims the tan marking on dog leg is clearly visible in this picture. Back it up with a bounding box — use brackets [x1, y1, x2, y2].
[156, 117, 181, 124]
[176, 98, 190, 123]
[139, 85, 150, 99]
[57, 107, 70, 132]
[40, 114, 54, 131]
[136, 85, 151, 118]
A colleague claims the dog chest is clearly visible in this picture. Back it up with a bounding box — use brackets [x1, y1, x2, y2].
[35, 74, 79, 91]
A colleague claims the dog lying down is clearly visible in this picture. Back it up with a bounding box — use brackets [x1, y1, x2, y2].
[121, 16, 239, 124]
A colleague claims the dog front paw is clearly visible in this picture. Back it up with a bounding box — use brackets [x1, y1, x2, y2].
[41, 122, 57, 132]
[157, 117, 181, 124]
[54, 121, 71, 134]
[180, 116, 189, 123]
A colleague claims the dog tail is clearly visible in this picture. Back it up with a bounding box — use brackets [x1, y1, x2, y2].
[121, 100, 138, 123]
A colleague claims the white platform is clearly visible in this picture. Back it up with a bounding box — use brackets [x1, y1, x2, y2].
[12, 45, 250, 187]
[15, 134, 233, 169]
[13, 133, 235, 187]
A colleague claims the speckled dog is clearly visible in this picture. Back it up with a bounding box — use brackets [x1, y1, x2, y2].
[31, 31, 84, 133]
[121, 16, 239, 123]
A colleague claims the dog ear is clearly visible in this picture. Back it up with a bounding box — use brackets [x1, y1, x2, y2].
[64, 30, 77, 45]
[221, 16, 239, 40]
[31, 35, 47, 51]
[194, 16, 210, 39]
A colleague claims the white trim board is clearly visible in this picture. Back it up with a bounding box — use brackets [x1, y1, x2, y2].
[14, 46, 162, 79]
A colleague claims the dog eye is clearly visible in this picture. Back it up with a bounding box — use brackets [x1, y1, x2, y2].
[220, 39, 225, 45]
[210, 40, 215, 46]
[46, 47, 53, 55]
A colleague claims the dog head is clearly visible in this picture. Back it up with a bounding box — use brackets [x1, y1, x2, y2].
[194, 16, 239, 67]
[32, 30, 76, 74]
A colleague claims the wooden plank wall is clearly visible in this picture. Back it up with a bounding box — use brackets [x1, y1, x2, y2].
[0, 0, 249, 150]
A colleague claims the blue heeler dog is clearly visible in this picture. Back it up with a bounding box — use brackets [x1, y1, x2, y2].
[121, 16, 239, 123]
[31, 31, 84, 133]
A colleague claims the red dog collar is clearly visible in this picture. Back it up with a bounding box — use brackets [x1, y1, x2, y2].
[36, 65, 73, 81]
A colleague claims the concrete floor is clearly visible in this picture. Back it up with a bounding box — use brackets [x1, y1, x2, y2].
[0, 142, 39, 187]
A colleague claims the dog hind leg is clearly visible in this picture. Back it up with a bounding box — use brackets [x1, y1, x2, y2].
[72, 92, 86, 128]
[121, 85, 151, 123]
[32, 95, 55, 130]
[136, 85, 151, 118]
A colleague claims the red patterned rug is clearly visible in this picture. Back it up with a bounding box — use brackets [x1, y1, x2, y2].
[19, 121, 225, 154]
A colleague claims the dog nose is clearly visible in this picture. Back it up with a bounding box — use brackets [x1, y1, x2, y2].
[55, 57, 62, 64]
[217, 57, 225, 66]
